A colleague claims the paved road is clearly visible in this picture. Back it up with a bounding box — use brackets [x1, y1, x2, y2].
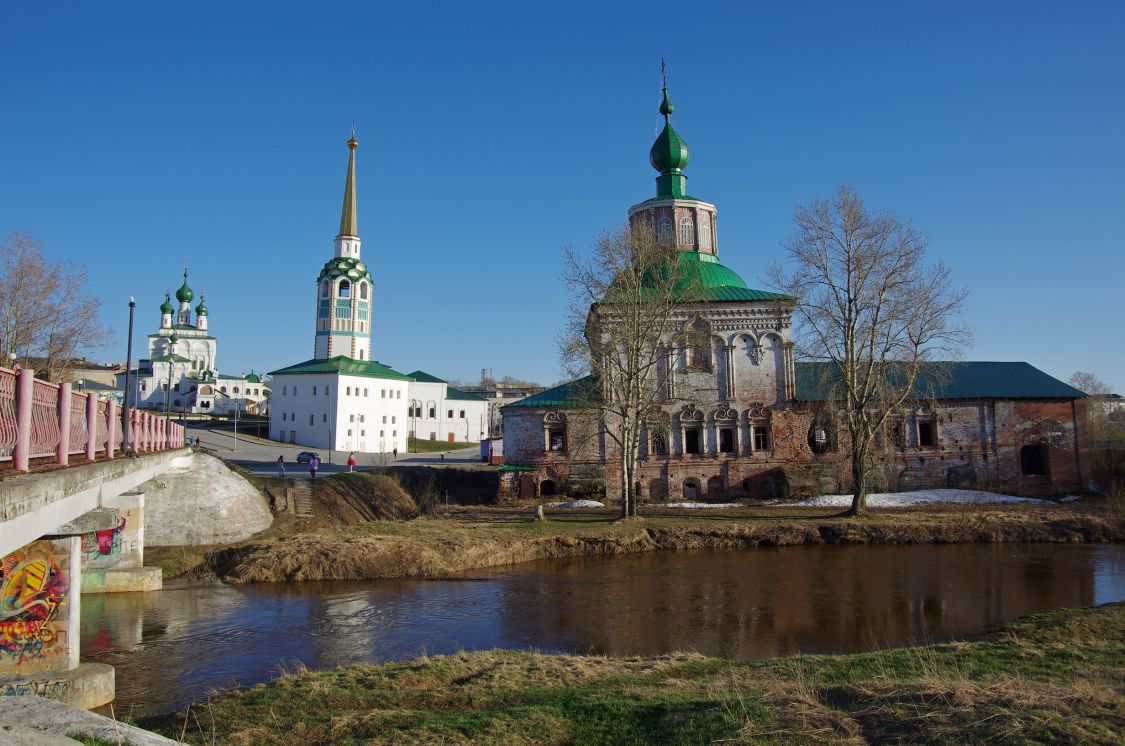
[186, 423, 483, 478]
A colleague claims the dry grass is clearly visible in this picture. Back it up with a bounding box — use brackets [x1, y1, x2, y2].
[142, 603, 1125, 745]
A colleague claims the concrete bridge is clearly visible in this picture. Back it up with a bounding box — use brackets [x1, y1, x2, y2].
[0, 366, 187, 708]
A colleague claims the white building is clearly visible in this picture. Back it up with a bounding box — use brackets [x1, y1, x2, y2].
[269, 133, 487, 453]
[119, 271, 269, 416]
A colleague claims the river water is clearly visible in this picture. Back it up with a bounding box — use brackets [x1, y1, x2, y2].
[81, 543, 1125, 717]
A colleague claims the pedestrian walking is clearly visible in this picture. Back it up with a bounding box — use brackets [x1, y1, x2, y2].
[393, 446, 398, 459]
[309, 455, 319, 478]
[276, 455, 285, 477]
[347, 452, 356, 472]
[440, 453, 445, 463]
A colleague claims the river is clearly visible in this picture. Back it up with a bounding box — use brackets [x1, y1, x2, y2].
[81, 542, 1125, 717]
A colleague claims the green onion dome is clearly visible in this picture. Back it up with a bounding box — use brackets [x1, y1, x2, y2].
[635, 252, 794, 303]
[160, 293, 174, 315]
[195, 293, 208, 317]
[175, 269, 194, 303]
[169, 332, 179, 345]
[245, 371, 261, 384]
[649, 88, 690, 174]
[317, 256, 373, 285]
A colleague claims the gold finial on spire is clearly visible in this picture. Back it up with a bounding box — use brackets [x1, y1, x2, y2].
[339, 127, 359, 237]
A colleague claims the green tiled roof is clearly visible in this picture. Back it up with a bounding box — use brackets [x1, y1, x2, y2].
[270, 356, 414, 381]
[447, 387, 485, 401]
[795, 362, 1087, 401]
[407, 370, 446, 384]
[619, 252, 792, 304]
[503, 376, 601, 409]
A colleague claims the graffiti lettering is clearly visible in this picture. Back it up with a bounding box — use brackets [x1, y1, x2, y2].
[1, 678, 71, 699]
[0, 553, 68, 662]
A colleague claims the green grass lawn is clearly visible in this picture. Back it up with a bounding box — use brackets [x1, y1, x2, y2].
[407, 436, 478, 453]
[142, 603, 1125, 745]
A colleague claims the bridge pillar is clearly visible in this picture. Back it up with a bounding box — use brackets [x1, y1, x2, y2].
[80, 492, 161, 594]
[0, 537, 114, 708]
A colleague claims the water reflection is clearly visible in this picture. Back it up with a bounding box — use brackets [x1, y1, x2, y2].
[81, 543, 1124, 717]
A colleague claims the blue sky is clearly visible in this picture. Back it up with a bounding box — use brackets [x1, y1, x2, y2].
[2, 1, 1123, 391]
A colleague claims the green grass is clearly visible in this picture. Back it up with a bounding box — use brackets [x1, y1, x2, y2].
[407, 436, 478, 453]
[142, 603, 1125, 745]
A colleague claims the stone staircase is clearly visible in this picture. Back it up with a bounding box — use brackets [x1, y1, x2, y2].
[286, 481, 316, 519]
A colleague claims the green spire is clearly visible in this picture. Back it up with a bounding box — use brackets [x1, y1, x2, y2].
[160, 292, 174, 315]
[175, 268, 194, 303]
[649, 84, 691, 198]
[338, 131, 359, 238]
[195, 292, 208, 317]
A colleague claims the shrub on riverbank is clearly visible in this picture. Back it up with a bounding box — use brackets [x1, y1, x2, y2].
[143, 603, 1125, 745]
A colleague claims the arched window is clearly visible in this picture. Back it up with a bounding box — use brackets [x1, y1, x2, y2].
[678, 216, 695, 245]
[699, 216, 712, 249]
[359, 282, 368, 300]
[657, 216, 674, 243]
[338, 279, 351, 298]
[320, 280, 330, 298]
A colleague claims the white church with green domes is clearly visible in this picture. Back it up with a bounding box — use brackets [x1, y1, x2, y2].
[118, 269, 269, 417]
[268, 133, 488, 453]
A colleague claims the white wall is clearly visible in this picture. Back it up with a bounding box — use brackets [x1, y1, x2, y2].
[270, 372, 410, 454]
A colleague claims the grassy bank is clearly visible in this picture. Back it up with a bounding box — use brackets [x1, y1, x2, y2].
[145, 472, 1123, 584]
[142, 603, 1125, 745]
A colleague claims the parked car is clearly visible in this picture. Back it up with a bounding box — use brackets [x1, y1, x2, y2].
[296, 451, 321, 464]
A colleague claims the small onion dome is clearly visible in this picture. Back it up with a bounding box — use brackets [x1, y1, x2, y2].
[169, 332, 179, 345]
[195, 294, 208, 317]
[246, 371, 261, 383]
[317, 256, 373, 285]
[160, 293, 174, 315]
[175, 269, 194, 302]
[649, 88, 690, 173]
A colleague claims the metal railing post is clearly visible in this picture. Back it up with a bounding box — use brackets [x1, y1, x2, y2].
[106, 400, 117, 458]
[57, 382, 71, 466]
[13, 368, 34, 471]
[85, 392, 98, 461]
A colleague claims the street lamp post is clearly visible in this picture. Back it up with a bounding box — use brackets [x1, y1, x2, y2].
[121, 297, 136, 453]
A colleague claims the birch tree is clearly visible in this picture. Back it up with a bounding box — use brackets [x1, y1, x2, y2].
[769, 187, 969, 515]
[0, 232, 111, 379]
[561, 224, 702, 518]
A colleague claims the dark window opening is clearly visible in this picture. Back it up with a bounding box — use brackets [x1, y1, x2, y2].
[809, 425, 831, 454]
[540, 479, 557, 497]
[719, 428, 734, 453]
[891, 421, 905, 448]
[707, 476, 725, 497]
[918, 421, 936, 447]
[685, 428, 701, 454]
[548, 428, 566, 453]
[1020, 444, 1048, 476]
[683, 479, 699, 500]
[651, 431, 667, 456]
[429, 407, 436, 418]
[753, 426, 770, 452]
[649, 479, 667, 501]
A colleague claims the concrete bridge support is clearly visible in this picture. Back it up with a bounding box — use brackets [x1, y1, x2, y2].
[0, 537, 114, 709]
[79, 491, 162, 594]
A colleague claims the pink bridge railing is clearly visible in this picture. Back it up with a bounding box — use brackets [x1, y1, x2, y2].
[0, 366, 185, 471]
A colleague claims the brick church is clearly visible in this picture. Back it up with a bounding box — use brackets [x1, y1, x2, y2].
[500, 85, 1089, 502]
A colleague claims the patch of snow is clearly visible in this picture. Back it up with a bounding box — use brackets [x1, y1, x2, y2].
[545, 500, 605, 509]
[665, 502, 742, 509]
[767, 488, 1049, 508]
[1059, 495, 1082, 502]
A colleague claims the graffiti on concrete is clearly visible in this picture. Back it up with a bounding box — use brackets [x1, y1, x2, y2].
[0, 553, 69, 663]
[81, 516, 127, 559]
[1, 678, 71, 698]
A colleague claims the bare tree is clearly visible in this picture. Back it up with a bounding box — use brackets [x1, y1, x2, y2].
[1068, 371, 1112, 397]
[0, 232, 112, 379]
[769, 187, 969, 515]
[560, 224, 703, 518]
